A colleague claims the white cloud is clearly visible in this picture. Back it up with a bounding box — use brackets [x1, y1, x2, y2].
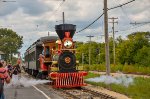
[0, 0, 149, 54]
[130, 10, 149, 21]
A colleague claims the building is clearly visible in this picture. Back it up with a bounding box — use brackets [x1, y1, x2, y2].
[0, 51, 5, 60]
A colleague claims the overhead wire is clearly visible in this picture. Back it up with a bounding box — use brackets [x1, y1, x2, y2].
[107, 0, 135, 10]
[118, 22, 150, 32]
[48, 0, 65, 20]
[76, 0, 135, 33]
[120, 7, 132, 22]
[35, 0, 65, 31]
[112, 0, 135, 34]
[113, 0, 133, 22]
[76, 13, 104, 33]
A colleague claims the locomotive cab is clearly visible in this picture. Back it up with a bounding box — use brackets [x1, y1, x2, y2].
[40, 36, 58, 63]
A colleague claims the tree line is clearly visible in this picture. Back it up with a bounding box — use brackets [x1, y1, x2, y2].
[76, 32, 150, 67]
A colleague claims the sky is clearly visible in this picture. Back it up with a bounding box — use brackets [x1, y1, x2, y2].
[0, 0, 150, 55]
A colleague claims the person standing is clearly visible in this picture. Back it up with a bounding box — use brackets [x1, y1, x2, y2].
[0, 62, 11, 99]
[37, 54, 47, 79]
[12, 64, 21, 75]
[5, 63, 13, 77]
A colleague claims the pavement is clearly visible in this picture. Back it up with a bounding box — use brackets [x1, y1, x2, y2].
[4, 84, 64, 99]
[5, 86, 47, 99]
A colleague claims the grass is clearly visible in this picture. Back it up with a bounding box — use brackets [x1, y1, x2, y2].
[85, 72, 150, 99]
[84, 72, 100, 79]
[83, 64, 150, 75]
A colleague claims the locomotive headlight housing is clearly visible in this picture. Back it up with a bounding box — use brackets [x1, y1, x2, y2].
[64, 40, 73, 48]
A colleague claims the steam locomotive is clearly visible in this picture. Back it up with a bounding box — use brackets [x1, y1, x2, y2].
[24, 24, 87, 88]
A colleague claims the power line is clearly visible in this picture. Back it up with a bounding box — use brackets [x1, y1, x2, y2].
[76, 0, 135, 33]
[48, 0, 65, 20]
[118, 23, 150, 32]
[76, 13, 104, 33]
[121, 7, 132, 22]
[117, 19, 150, 33]
[113, 0, 133, 22]
[108, 0, 135, 10]
[130, 21, 150, 25]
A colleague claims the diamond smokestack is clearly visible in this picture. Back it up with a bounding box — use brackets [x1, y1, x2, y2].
[55, 24, 76, 40]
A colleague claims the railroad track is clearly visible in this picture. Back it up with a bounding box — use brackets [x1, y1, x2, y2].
[58, 87, 116, 99]
[25, 73, 116, 99]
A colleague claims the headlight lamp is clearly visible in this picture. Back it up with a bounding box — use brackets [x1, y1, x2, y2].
[64, 40, 73, 48]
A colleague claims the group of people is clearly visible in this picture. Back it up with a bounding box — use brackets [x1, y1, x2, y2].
[0, 60, 21, 99]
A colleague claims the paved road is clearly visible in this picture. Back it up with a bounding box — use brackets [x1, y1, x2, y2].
[5, 86, 47, 99]
[4, 85, 64, 99]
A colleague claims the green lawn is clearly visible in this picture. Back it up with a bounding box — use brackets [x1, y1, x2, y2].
[84, 72, 150, 99]
[84, 72, 100, 79]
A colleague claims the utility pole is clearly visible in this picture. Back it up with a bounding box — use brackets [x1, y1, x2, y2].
[86, 35, 94, 66]
[48, 32, 49, 36]
[104, 0, 110, 75]
[109, 17, 118, 66]
[62, 12, 65, 24]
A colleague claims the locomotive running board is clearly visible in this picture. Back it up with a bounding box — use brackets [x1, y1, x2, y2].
[52, 72, 87, 88]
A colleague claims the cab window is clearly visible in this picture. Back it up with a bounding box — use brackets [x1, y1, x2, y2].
[45, 46, 50, 58]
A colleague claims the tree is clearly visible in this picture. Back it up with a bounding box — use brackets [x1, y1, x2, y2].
[134, 46, 150, 66]
[90, 42, 100, 64]
[109, 37, 115, 64]
[0, 28, 23, 61]
[98, 43, 105, 64]
[116, 32, 150, 65]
